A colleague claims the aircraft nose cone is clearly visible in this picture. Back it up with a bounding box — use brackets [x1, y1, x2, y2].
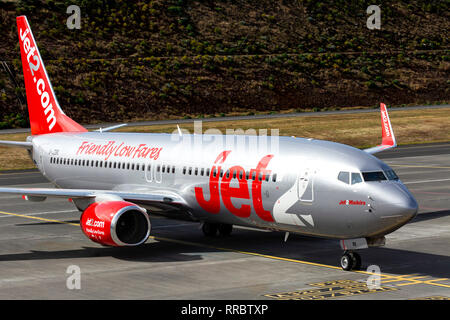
[395, 194, 418, 220]
[379, 184, 418, 223]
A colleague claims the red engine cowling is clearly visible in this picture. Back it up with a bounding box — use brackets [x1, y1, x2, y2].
[80, 201, 151, 246]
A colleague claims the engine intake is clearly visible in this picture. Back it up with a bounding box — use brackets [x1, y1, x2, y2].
[80, 201, 150, 246]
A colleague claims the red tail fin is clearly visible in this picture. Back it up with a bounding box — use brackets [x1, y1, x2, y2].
[16, 16, 86, 135]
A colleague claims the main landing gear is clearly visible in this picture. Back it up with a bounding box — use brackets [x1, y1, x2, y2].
[340, 251, 362, 271]
[202, 222, 233, 237]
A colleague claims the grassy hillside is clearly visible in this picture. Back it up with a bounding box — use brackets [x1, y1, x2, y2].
[0, 0, 449, 127]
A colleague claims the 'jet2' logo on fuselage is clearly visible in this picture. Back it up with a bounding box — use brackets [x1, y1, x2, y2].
[194, 151, 275, 222]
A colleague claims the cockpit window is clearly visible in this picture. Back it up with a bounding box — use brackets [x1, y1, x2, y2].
[384, 169, 399, 181]
[362, 171, 387, 181]
[338, 171, 349, 184]
[351, 172, 363, 184]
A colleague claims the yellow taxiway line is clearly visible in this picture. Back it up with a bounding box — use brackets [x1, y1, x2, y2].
[0, 209, 448, 289]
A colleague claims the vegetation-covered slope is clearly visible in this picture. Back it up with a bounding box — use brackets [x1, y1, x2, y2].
[0, 0, 448, 127]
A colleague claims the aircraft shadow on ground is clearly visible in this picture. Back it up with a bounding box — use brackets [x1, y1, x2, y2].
[410, 209, 450, 223]
[3, 215, 449, 280]
[0, 240, 206, 264]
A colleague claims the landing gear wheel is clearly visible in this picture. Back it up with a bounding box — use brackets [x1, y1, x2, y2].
[352, 252, 362, 270]
[202, 222, 218, 237]
[218, 224, 233, 236]
[340, 251, 362, 271]
[340, 252, 354, 271]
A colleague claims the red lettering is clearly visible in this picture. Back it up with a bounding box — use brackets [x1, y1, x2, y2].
[114, 142, 124, 156]
[195, 151, 274, 222]
[194, 151, 231, 214]
[250, 155, 274, 222]
[221, 166, 251, 218]
[77, 141, 89, 155]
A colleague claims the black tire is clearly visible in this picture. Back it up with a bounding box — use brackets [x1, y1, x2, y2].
[202, 222, 218, 237]
[352, 252, 362, 270]
[340, 252, 355, 271]
[218, 224, 233, 236]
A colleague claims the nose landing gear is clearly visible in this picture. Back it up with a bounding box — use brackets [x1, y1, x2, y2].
[340, 251, 361, 271]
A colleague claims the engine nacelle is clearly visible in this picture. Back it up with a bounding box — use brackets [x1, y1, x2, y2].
[80, 201, 151, 246]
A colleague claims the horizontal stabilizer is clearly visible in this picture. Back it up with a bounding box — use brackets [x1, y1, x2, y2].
[0, 140, 32, 149]
[94, 123, 127, 133]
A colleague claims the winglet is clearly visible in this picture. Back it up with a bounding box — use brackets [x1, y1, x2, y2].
[364, 103, 397, 154]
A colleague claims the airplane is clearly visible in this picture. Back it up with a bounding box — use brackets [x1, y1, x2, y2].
[0, 16, 418, 271]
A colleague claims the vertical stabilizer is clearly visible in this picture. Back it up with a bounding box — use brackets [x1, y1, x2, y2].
[16, 16, 86, 135]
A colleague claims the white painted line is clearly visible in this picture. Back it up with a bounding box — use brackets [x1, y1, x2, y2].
[404, 178, 450, 185]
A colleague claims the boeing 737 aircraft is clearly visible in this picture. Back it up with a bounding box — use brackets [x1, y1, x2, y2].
[0, 16, 418, 271]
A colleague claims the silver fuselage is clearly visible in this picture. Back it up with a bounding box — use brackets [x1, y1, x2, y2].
[29, 131, 418, 239]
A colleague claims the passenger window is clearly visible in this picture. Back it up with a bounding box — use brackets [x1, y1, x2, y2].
[351, 172, 363, 185]
[338, 171, 350, 184]
[272, 173, 277, 182]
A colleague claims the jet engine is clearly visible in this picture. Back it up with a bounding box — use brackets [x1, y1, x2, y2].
[80, 201, 150, 246]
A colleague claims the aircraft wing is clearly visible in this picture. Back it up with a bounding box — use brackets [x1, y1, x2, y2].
[363, 103, 397, 154]
[0, 187, 187, 207]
